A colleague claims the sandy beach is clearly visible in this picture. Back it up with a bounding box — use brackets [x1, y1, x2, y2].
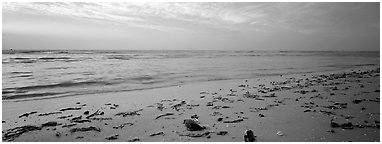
[2, 66, 379, 142]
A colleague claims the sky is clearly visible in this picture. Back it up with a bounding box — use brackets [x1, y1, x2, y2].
[2, 2, 380, 51]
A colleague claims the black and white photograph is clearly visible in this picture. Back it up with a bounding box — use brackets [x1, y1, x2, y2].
[2, 1, 380, 142]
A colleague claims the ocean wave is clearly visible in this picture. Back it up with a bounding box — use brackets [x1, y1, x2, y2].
[5, 56, 78, 64]
[3, 92, 64, 100]
[5, 80, 108, 91]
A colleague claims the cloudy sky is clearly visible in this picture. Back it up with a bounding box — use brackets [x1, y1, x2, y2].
[2, 2, 380, 51]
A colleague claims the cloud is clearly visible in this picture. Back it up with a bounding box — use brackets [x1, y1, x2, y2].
[3, 2, 379, 37]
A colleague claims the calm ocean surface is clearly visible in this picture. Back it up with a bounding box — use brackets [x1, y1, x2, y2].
[2, 50, 379, 100]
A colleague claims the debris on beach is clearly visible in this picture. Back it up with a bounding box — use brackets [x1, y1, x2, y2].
[262, 93, 277, 98]
[319, 110, 336, 116]
[183, 119, 205, 131]
[223, 118, 244, 123]
[211, 111, 222, 116]
[276, 131, 284, 136]
[19, 111, 37, 118]
[222, 105, 231, 108]
[155, 112, 174, 120]
[59, 107, 81, 112]
[86, 109, 105, 119]
[113, 122, 134, 129]
[89, 117, 113, 121]
[217, 130, 228, 135]
[352, 99, 363, 104]
[171, 100, 187, 111]
[340, 122, 354, 129]
[3, 125, 42, 141]
[57, 114, 73, 119]
[55, 131, 61, 137]
[127, 137, 140, 142]
[70, 116, 91, 123]
[179, 131, 211, 137]
[115, 109, 143, 117]
[69, 126, 101, 133]
[41, 121, 62, 128]
[105, 134, 119, 140]
[303, 109, 312, 112]
[187, 104, 200, 107]
[150, 131, 165, 137]
[191, 114, 199, 119]
[244, 130, 256, 142]
[38, 111, 62, 116]
[75, 136, 84, 139]
[62, 123, 77, 128]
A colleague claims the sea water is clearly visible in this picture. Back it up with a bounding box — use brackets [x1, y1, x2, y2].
[2, 50, 379, 100]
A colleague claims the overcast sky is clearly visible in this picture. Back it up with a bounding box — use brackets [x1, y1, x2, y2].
[2, 2, 380, 51]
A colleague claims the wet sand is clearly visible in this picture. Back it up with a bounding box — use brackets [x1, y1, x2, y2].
[2, 66, 380, 142]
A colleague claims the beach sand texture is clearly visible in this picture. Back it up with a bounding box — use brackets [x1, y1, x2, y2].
[2, 66, 380, 142]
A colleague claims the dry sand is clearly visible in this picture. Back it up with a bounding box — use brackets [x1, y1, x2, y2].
[2, 66, 380, 142]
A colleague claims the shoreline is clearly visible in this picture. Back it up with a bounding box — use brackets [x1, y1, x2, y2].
[2, 65, 380, 142]
[3, 65, 378, 103]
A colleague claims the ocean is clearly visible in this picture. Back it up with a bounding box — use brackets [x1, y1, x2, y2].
[2, 50, 379, 101]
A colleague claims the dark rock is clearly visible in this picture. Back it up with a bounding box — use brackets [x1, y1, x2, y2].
[217, 117, 224, 121]
[244, 130, 256, 142]
[183, 119, 205, 131]
[84, 111, 90, 115]
[258, 114, 265, 117]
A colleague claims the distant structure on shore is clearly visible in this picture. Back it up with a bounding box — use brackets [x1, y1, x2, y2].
[3, 48, 15, 54]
